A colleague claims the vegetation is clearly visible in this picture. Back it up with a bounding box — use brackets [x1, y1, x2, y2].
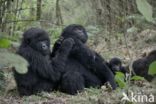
[0, 0, 156, 103]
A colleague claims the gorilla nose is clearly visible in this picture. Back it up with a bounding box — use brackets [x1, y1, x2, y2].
[42, 44, 48, 50]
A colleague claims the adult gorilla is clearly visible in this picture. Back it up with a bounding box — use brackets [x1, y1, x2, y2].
[133, 50, 156, 81]
[51, 24, 117, 95]
[14, 28, 74, 96]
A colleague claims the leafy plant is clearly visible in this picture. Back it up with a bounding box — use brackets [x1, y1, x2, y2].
[136, 0, 154, 22]
[0, 50, 28, 74]
[115, 72, 126, 88]
[48, 27, 62, 44]
[148, 61, 156, 76]
[131, 75, 144, 81]
[115, 72, 145, 89]
[0, 38, 11, 48]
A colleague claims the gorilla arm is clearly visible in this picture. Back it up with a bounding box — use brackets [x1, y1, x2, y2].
[18, 38, 74, 82]
[51, 37, 64, 58]
[51, 38, 74, 73]
[71, 40, 117, 89]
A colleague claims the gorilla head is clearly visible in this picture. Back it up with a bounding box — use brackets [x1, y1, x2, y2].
[108, 57, 127, 74]
[51, 24, 89, 58]
[22, 28, 50, 56]
[61, 24, 88, 43]
[109, 58, 122, 73]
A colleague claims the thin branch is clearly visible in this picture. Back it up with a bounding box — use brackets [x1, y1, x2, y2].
[4, 7, 37, 13]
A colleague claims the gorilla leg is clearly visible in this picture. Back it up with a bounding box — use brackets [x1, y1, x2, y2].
[82, 69, 102, 88]
[33, 79, 55, 94]
[17, 86, 33, 96]
[60, 71, 85, 95]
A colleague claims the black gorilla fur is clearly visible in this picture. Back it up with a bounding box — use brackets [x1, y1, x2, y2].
[51, 24, 117, 95]
[107, 57, 127, 75]
[133, 50, 156, 81]
[14, 28, 74, 96]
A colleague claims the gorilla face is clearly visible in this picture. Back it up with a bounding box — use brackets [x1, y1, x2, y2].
[32, 40, 50, 56]
[50, 24, 88, 58]
[22, 28, 50, 56]
[109, 58, 122, 73]
[73, 27, 87, 43]
[108, 57, 128, 75]
[61, 24, 88, 43]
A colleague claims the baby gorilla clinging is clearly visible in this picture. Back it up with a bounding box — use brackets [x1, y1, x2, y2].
[14, 28, 74, 96]
[51, 24, 117, 95]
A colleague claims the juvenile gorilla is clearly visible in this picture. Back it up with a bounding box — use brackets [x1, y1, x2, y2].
[51, 24, 117, 95]
[133, 50, 156, 81]
[107, 57, 127, 75]
[14, 28, 74, 96]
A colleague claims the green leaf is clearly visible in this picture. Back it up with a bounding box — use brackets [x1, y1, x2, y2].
[131, 75, 145, 81]
[0, 38, 11, 48]
[0, 50, 28, 74]
[127, 26, 138, 33]
[148, 61, 156, 75]
[115, 72, 126, 88]
[136, 0, 153, 22]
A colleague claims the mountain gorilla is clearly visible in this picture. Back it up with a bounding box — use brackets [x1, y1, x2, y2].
[133, 50, 156, 81]
[51, 24, 117, 95]
[14, 28, 74, 96]
[107, 57, 128, 75]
